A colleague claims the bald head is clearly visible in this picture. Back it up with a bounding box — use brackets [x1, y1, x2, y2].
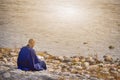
[28, 39, 35, 48]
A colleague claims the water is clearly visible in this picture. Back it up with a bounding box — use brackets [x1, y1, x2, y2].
[0, 0, 120, 58]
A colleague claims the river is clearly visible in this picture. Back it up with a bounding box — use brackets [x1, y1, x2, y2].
[0, 0, 120, 58]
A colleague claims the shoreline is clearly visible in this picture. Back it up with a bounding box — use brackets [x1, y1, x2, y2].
[0, 48, 120, 80]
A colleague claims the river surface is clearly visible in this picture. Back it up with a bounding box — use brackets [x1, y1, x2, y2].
[0, 0, 120, 58]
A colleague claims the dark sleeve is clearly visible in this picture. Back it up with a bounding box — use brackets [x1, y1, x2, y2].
[28, 49, 44, 71]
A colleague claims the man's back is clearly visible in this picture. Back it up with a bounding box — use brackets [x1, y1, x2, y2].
[17, 45, 47, 71]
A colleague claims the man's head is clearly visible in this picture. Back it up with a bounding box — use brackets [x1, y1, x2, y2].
[28, 39, 35, 48]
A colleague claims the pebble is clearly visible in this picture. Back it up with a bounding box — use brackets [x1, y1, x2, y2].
[10, 52, 17, 56]
[118, 69, 120, 72]
[103, 55, 113, 62]
[3, 72, 11, 78]
[3, 58, 7, 62]
[83, 62, 90, 69]
[89, 77, 99, 80]
[0, 66, 10, 71]
[58, 56, 64, 61]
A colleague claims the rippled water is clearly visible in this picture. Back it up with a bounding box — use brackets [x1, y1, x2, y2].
[0, 0, 120, 58]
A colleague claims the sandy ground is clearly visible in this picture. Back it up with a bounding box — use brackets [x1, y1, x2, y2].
[0, 0, 120, 58]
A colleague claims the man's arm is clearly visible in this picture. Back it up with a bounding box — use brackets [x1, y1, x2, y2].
[28, 48, 44, 71]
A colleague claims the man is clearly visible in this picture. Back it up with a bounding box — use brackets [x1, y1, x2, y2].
[17, 39, 47, 71]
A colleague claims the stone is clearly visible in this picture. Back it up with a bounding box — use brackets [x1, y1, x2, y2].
[102, 68, 109, 72]
[0, 66, 10, 71]
[7, 62, 15, 65]
[74, 57, 80, 62]
[100, 71, 110, 76]
[110, 70, 118, 75]
[107, 76, 115, 80]
[84, 74, 90, 78]
[52, 60, 60, 64]
[103, 55, 113, 62]
[58, 56, 64, 61]
[86, 56, 95, 65]
[83, 62, 90, 69]
[0, 61, 5, 64]
[3, 58, 7, 62]
[48, 68, 54, 72]
[63, 57, 71, 62]
[70, 68, 78, 73]
[27, 75, 38, 80]
[110, 67, 117, 72]
[75, 66, 83, 70]
[90, 77, 99, 80]
[10, 52, 17, 56]
[62, 72, 70, 76]
[3, 72, 11, 78]
[0, 53, 3, 58]
[10, 69, 25, 74]
[108, 45, 115, 49]
[98, 63, 104, 67]
[118, 69, 120, 72]
[88, 65, 99, 71]
[80, 57, 86, 62]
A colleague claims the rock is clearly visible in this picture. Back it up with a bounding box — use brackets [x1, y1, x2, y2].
[63, 56, 71, 62]
[80, 56, 86, 62]
[86, 56, 93, 62]
[27, 75, 38, 80]
[98, 63, 104, 67]
[110, 70, 118, 75]
[74, 57, 80, 62]
[88, 65, 99, 71]
[103, 55, 113, 62]
[62, 72, 70, 76]
[89, 77, 99, 80]
[108, 45, 115, 49]
[10, 52, 17, 56]
[84, 74, 90, 78]
[3, 72, 11, 78]
[70, 68, 78, 74]
[110, 67, 117, 72]
[0, 53, 3, 58]
[3, 58, 7, 62]
[83, 42, 88, 44]
[75, 66, 83, 70]
[7, 62, 15, 65]
[0, 61, 5, 64]
[0, 66, 10, 71]
[107, 76, 115, 80]
[48, 68, 54, 72]
[10, 69, 25, 74]
[118, 69, 120, 72]
[52, 60, 60, 64]
[58, 56, 64, 61]
[86, 56, 95, 65]
[102, 68, 109, 72]
[83, 62, 89, 69]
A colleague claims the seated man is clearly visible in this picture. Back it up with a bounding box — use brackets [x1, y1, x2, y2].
[17, 39, 47, 71]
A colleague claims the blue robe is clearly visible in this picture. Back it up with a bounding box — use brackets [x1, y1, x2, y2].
[17, 46, 47, 71]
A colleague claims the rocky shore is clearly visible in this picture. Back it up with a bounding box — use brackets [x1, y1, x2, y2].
[0, 48, 120, 80]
